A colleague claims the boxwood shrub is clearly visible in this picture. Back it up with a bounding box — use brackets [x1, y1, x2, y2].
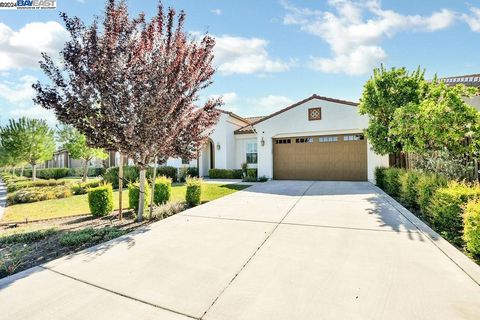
[128, 182, 151, 213]
[103, 165, 178, 188]
[416, 173, 448, 219]
[70, 180, 102, 195]
[36, 168, 70, 180]
[68, 167, 105, 177]
[186, 177, 202, 206]
[208, 168, 243, 179]
[399, 170, 421, 209]
[383, 168, 405, 197]
[464, 200, 480, 259]
[153, 176, 172, 205]
[428, 182, 480, 246]
[374, 167, 388, 190]
[87, 185, 114, 217]
[6, 179, 66, 193]
[7, 185, 73, 205]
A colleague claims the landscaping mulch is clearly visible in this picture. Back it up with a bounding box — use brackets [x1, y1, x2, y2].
[0, 211, 149, 279]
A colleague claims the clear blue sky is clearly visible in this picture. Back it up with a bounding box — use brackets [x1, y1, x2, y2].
[0, 0, 479, 124]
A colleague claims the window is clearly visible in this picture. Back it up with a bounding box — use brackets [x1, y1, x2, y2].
[319, 136, 338, 143]
[275, 139, 291, 144]
[344, 134, 364, 141]
[246, 142, 258, 164]
[295, 137, 313, 143]
[182, 158, 190, 165]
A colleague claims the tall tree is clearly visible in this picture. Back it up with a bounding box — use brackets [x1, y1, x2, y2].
[57, 125, 108, 182]
[359, 65, 427, 155]
[33, 0, 221, 221]
[0, 118, 55, 180]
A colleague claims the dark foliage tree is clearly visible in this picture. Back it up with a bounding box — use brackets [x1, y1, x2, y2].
[33, 0, 221, 220]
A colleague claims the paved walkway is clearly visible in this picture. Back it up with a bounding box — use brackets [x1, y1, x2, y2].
[0, 178, 6, 221]
[1, 181, 480, 320]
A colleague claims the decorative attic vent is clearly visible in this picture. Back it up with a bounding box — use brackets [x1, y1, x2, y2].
[308, 107, 321, 121]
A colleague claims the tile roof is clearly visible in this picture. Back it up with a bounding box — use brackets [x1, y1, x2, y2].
[440, 74, 480, 87]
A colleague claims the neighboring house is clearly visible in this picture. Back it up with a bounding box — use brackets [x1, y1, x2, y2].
[41, 149, 105, 170]
[145, 94, 389, 182]
[440, 73, 480, 111]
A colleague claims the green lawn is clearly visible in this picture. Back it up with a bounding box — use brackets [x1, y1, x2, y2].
[2, 183, 249, 222]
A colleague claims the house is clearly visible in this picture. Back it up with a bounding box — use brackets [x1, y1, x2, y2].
[158, 94, 390, 182]
[440, 73, 480, 111]
[41, 149, 105, 170]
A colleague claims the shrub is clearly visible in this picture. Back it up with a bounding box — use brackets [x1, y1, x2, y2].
[246, 168, 257, 179]
[128, 182, 151, 213]
[103, 165, 177, 188]
[178, 166, 189, 183]
[399, 170, 421, 209]
[87, 185, 114, 217]
[6, 179, 67, 192]
[68, 167, 105, 177]
[59, 227, 126, 247]
[374, 167, 388, 189]
[152, 166, 177, 182]
[0, 229, 57, 245]
[243, 176, 258, 182]
[383, 168, 405, 197]
[416, 173, 448, 218]
[428, 182, 480, 245]
[153, 176, 172, 205]
[7, 185, 73, 205]
[464, 200, 480, 258]
[208, 168, 243, 179]
[70, 180, 102, 195]
[186, 177, 202, 206]
[257, 175, 269, 182]
[35, 168, 70, 179]
[149, 202, 186, 220]
[187, 167, 199, 178]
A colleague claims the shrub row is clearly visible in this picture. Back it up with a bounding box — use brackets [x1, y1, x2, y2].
[208, 168, 243, 179]
[375, 167, 480, 258]
[14, 167, 105, 179]
[103, 165, 178, 188]
[7, 185, 73, 205]
[6, 179, 67, 193]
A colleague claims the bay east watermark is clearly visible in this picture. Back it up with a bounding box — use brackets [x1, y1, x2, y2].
[0, 0, 56, 10]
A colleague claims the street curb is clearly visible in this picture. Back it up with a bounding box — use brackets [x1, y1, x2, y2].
[370, 184, 480, 286]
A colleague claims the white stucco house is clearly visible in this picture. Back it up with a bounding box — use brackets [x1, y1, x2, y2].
[165, 94, 389, 182]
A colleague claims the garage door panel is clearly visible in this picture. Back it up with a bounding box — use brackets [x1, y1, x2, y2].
[273, 134, 367, 181]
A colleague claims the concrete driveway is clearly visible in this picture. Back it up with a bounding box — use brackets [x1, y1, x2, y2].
[1, 181, 480, 320]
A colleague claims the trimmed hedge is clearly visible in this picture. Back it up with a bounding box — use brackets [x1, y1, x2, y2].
[427, 182, 480, 246]
[153, 176, 172, 205]
[6, 179, 66, 193]
[68, 167, 105, 177]
[103, 165, 178, 188]
[128, 182, 151, 213]
[464, 200, 480, 258]
[7, 185, 72, 205]
[70, 180, 102, 195]
[416, 173, 448, 218]
[374, 167, 388, 190]
[186, 177, 202, 206]
[399, 170, 421, 209]
[383, 168, 405, 197]
[87, 185, 114, 217]
[35, 168, 70, 180]
[208, 169, 243, 179]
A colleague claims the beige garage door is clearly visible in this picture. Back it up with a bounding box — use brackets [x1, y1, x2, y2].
[273, 134, 367, 181]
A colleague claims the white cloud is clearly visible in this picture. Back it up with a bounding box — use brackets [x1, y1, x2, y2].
[0, 75, 36, 103]
[213, 35, 294, 75]
[203, 93, 293, 116]
[251, 95, 294, 114]
[282, 0, 456, 75]
[211, 9, 222, 15]
[462, 7, 480, 32]
[0, 21, 69, 71]
[209, 92, 238, 104]
[8, 105, 57, 127]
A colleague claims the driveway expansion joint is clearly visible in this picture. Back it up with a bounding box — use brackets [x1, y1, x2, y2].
[39, 266, 200, 320]
[199, 181, 316, 320]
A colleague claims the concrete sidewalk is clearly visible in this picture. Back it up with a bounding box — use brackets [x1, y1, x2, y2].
[1, 181, 480, 320]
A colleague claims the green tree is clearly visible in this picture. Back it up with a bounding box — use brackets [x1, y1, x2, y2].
[57, 125, 108, 182]
[359, 65, 427, 155]
[0, 118, 55, 181]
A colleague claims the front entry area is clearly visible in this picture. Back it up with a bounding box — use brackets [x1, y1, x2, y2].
[273, 133, 368, 181]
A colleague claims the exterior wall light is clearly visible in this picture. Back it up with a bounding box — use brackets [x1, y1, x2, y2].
[261, 137, 265, 146]
[216, 142, 221, 150]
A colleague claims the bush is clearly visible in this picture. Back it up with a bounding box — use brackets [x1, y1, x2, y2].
[35, 168, 70, 180]
[186, 177, 202, 206]
[416, 173, 448, 218]
[6, 179, 66, 192]
[374, 167, 388, 189]
[0, 229, 57, 245]
[246, 168, 257, 179]
[128, 182, 151, 213]
[149, 202, 186, 220]
[383, 168, 405, 197]
[87, 185, 114, 217]
[464, 200, 480, 258]
[428, 182, 480, 245]
[178, 166, 189, 183]
[187, 167, 199, 178]
[59, 227, 126, 247]
[7, 185, 73, 205]
[70, 180, 102, 195]
[243, 176, 258, 182]
[153, 176, 172, 205]
[208, 168, 243, 179]
[68, 167, 105, 177]
[257, 175, 269, 182]
[399, 170, 421, 209]
[103, 165, 178, 188]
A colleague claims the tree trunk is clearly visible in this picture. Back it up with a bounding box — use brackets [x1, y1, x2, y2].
[137, 168, 147, 222]
[118, 154, 123, 220]
[82, 159, 89, 183]
[11, 166, 15, 176]
[149, 157, 158, 219]
[20, 166, 24, 177]
[32, 164, 37, 181]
